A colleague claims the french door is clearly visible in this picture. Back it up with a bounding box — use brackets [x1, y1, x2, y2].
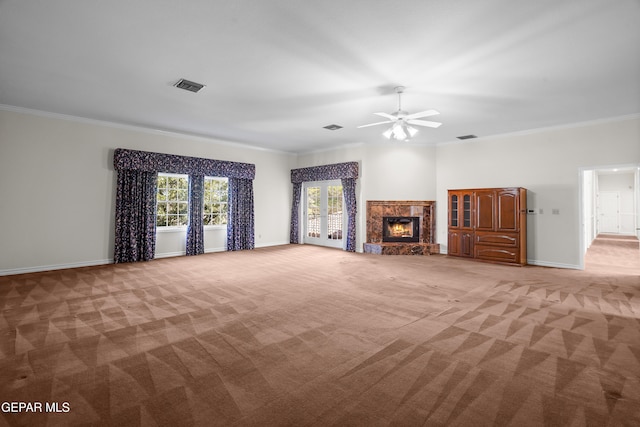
[303, 180, 344, 249]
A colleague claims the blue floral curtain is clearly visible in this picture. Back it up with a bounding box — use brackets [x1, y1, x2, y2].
[290, 182, 302, 244]
[341, 178, 357, 252]
[227, 178, 255, 251]
[114, 170, 158, 263]
[186, 174, 204, 256]
[290, 162, 359, 252]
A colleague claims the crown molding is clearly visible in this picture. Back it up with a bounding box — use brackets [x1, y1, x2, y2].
[435, 113, 640, 147]
[0, 104, 295, 156]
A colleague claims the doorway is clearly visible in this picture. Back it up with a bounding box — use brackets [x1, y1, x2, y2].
[580, 165, 640, 269]
[303, 180, 345, 249]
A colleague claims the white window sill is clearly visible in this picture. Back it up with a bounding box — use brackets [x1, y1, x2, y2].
[156, 227, 187, 233]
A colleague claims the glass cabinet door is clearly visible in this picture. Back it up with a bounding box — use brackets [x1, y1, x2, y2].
[463, 194, 471, 228]
[450, 194, 458, 227]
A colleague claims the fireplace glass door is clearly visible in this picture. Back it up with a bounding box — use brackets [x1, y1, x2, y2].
[303, 180, 344, 249]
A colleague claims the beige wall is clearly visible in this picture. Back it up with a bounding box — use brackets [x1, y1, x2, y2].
[1, 106, 638, 274]
[436, 116, 640, 268]
[297, 116, 639, 268]
[296, 142, 438, 252]
[0, 108, 295, 274]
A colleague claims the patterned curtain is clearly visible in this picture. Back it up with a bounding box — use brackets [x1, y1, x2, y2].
[289, 182, 302, 244]
[114, 148, 255, 179]
[290, 162, 359, 252]
[114, 170, 157, 263]
[113, 148, 256, 263]
[227, 178, 255, 251]
[341, 178, 357, 252]
[186, 174, 204, 256]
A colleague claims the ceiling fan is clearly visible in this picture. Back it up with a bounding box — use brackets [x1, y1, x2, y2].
[358, 86, 441, 141]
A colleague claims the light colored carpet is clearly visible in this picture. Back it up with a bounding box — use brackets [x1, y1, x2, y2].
[0, 239, 639, 426]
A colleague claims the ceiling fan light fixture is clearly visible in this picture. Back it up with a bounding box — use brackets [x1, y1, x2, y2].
[383, 122, 417, 141]
[393, 123, 407, 140]
[358, 86, 441, 141]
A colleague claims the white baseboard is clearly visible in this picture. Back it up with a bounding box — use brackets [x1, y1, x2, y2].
[526, 259, 582, 270]
[433, 248, 581, 270]
[155, 241, 289, 259]
[0, 244, 580, 277]
[0, 259, 114, 276]
[154, 251, 186, 259]
[256, 241, 289, 248]
[205, 246, 227, 253]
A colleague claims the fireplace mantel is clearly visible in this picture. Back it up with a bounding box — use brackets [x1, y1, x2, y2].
[364, 200, 440, 255]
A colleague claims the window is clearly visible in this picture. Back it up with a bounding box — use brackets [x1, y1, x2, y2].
[155, 174, 228, 228]
[327, 185, 343, 240]
[306, 186, 320, 238]
[156, 173, 189, 227]
[204, 177, 228, 226]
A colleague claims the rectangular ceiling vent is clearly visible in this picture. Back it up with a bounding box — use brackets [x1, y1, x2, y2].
[457, 134, 477, 140]
[174, 79, 205, 93]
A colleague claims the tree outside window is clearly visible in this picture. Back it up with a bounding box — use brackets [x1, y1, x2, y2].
[204, 177, 228, 226]
[156, 173, 189, 227]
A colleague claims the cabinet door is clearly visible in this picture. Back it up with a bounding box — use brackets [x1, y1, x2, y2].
[449, 190, 473, 229]
[475, 190, 495, 231]
[461, 191, 473, 229]
[448, 192, 460, 228]
[496, 189, 519, 232]
[448, 231, 460, 256]
[460, 232, 474, 257]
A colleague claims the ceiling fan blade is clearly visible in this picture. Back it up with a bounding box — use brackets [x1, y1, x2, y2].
[357, 120, 393, 128]
[404, 109, 440, 120]
[373, 112, 397, 121]
[407, 119, 442, 128]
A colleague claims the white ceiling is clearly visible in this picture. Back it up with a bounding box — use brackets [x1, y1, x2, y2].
[1, 0, 639, 153]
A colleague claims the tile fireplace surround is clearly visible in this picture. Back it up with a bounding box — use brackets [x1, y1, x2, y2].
[364, 200, 440, 255]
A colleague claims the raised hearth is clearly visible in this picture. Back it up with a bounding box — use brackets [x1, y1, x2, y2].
[364, 200, 439, 255]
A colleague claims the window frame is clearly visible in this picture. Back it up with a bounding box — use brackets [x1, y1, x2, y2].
[155, 172, 190, 231]
[203, 176, 229, 229]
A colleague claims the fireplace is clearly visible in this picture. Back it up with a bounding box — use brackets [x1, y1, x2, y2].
[382, 216, 420, 243]
[364, 201, 439, 255]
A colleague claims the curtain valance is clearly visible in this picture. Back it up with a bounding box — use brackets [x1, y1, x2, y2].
[114, 148, 255, 179]
[291, 162, 358, 183]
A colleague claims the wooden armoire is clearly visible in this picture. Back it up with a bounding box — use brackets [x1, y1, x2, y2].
[447, 187, 527, 266]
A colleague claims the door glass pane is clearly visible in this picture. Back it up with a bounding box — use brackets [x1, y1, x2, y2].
[463, 195, 471, 227]
[327, 185, 343, 240]
[306, 187, 320, 238]
[451, 195, 458, 227]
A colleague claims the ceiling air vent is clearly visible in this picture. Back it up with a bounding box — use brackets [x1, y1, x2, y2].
[323, 124, 343, 131]
[457, 134, 477, 140]
[174, 78, 205, 93]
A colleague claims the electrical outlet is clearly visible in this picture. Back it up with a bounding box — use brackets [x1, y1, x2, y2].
[552, 208, 560, 215]
[539, 208, 544, 214]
